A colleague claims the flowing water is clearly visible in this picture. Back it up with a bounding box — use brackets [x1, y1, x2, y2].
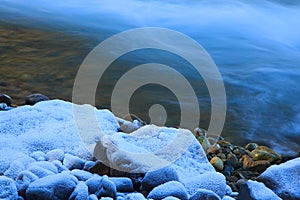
[1, 0, 300, 155]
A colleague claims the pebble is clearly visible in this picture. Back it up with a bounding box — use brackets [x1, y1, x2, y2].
[210, 156, 224, 171]
[147, 181, 188, 200]
[245, 143, 258, 151]
[0, 94, 12, 106]
[25, 93, 49, 105]
[0, 176, 18, 199]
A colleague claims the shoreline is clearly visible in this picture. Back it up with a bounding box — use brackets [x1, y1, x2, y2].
[0, 94, 299, 199]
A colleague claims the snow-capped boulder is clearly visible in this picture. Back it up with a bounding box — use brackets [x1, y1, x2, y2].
[94, 124, 215, 186]
[257, 157, 300, 199]
[237, 179, 281, 200]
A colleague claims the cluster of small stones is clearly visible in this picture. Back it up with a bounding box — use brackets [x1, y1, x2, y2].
[0, 93, 49, 110]
[193, 127, 290, 192]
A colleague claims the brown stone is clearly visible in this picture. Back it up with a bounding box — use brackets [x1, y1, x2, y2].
[242, 155, 270, 172]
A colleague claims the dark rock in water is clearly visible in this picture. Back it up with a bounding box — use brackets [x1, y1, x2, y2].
[0, 94, 12, 106]
[25, 93, 49, 105]
[237, 179, 281, 200]
[245, 143, 258, 152]
[223, 161, 235, 177]
[257, 157, 300, 200]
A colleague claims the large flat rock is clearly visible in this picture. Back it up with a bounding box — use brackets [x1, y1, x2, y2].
[94, 124, 216, 185]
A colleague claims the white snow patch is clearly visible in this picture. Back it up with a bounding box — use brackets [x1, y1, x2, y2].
[0, 100, 119, 174]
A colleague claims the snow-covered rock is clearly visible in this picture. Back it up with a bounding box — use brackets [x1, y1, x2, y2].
[69, 181, 89, 200]
[0, 100, 119, 173]
[28, 161, 58, 174]
[95, 175, 117, 199]
[63, 154, 86, 170]
[109, 177, 134, 192]
[30, 151, 47, 161]
[147, 181, 188, 200]
[71, 169, 93, 181]
[94, 124, 215, 186]
[4, 160, 25, 180]
[26, 173, 78, 200]
[184, 171, 227, 197]
[141, 166, 179, 192]
[51, 160, 69, 173]
[237, 179, 281, 200]
[189, 188, 221, 200]
[46, 149, 65, 162]
[86, 174, 102, 194]
[257, 157, 300, 200]
[125, 192, 146, 200]
[0, 176, 18, 199]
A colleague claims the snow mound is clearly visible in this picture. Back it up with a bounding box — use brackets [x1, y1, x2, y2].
[0, 100, 119, 174]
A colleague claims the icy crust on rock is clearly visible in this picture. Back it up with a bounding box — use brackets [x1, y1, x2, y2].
[258, 157, 300, 200]
[94, 124, 215, 185]
[0, 100, 119, 174]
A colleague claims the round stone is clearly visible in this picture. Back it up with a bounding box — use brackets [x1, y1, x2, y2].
[25, 93, 49, 105]
[0, 94, 12, 106]
[210, 156, 224, 171]
[245, 143, 258, 152]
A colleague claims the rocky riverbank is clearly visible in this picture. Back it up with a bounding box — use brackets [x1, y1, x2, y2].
[0, 93, 299, 199]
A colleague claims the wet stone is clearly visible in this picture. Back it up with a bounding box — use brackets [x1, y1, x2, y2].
[0, 94, 12, 106]
[25, 93, 49, 105]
